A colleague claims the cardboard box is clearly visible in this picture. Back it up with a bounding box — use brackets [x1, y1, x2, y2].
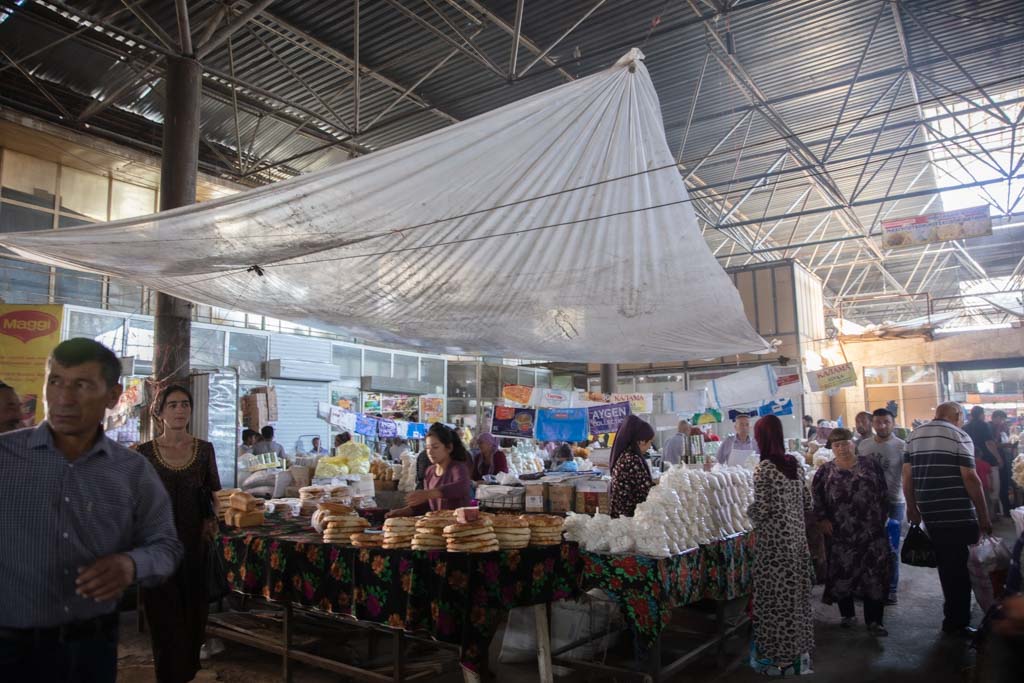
[251, 386, 279, 422]
[575, 491, 610, 516]
[548, 484, 575, 514]
[244, 393, 269, 429]
[524, 483, 548, 513]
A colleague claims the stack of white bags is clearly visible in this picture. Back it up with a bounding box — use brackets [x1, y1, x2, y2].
[563, 465, 755, 559]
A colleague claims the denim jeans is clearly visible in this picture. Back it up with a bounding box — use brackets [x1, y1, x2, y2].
[887, 502, 906, 598]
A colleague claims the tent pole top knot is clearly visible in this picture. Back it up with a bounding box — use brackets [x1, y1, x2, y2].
[614, 48, 645, 71]
[247, 264, 265, 277]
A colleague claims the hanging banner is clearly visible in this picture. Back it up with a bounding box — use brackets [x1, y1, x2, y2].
[709, 365, 777, 409]
[377, 419, 398, 438]
[808, 362, 857, 392]
[664, 389, 707, 415]
[587, 401, 631, 435]
[882, 205, 991, 248]
[758, 398, 794, 417]
[727, 408, 760, 421]
[407, 422, 428, 439]
[690, 409, 723, 425]
[317, 402, 332, 420]
[502, 384, 535, 406]
[418, 395, 444, 423]
[532, 388, 572, 408]
[328, 406, 345, 428]
[381, 394, 417, 414]
[0, 304, 64, 426]
[491, 405, 536, 438]
[583, 392, 653, 413]
[774, 366, 804, 399]
[535, 408, 589, 442]
[339, 411, 358, 433]
[355, 414, 379, 437]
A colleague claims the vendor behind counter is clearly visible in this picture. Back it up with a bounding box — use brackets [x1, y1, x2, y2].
[387, 423, 471, 518]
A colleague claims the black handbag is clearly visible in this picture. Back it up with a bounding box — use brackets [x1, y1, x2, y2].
[901, 522, 938, 568]
[200, 486, 231, 601]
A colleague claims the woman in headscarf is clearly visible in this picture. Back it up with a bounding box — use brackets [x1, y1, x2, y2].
[812, 428, 891, 636]
[471, 432, 509, 480]
[609, 415, 655, 518]
[747, 414, 815, 676]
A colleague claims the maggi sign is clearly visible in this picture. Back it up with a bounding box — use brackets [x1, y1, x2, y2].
[0, 309, 59, 343]
[0, 305, 64, 426]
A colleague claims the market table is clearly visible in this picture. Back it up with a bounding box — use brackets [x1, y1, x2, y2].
[217, 518, 582, 679]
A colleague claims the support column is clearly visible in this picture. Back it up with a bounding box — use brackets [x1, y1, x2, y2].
[154, 56, 200, 385]
[599, 363, 617, 394]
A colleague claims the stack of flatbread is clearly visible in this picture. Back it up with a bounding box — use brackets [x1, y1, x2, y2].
[382, 517, 417, 549]
[444, 518, 498, 553]
[522, 515, 564, 546]
[411, 516, 449, 551]
[322, 514, 370, 545]
[299, 486, 324, 516]
[424, 509, 457, 521]
[324, 485, 350, 503]
[311, 502, 355, 533]
[351, 530, 385, 549]
[492, 515, 531, 550]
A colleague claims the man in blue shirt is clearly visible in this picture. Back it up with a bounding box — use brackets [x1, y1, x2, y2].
[0, 338, 181, 682]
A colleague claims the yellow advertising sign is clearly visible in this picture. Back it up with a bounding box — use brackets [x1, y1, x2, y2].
[808, 362, 857, 392]
[882, 205, 992, 248]
[502, 384, 534, 405]
[0, 304, 64, 426]
[419, 395, 445, 424]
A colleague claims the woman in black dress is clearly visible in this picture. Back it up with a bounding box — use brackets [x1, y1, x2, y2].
[137, 385, 221, 683]
[609, 415, 656, 517]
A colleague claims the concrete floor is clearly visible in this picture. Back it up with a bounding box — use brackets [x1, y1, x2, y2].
[117, 517, 1018, 682]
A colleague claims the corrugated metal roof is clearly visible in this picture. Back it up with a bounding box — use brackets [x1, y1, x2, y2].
[0, 0, 1021, 325]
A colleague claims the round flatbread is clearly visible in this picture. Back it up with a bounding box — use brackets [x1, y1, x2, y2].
[493, 528, 531, 536]
[492, 516, 530, 529]
[448, 543, 499, 553]
[383, 517, 418, 529]
[520, 514, 563, 528]
[415, 517, 451, 529]
[443, 520, 492, 535]
[444, 527, 496, 540]
[411, 538, 446, 546]
[325, 513, 365, 523]
[413, 528, 444, 538]
[424, 510, 456, 518]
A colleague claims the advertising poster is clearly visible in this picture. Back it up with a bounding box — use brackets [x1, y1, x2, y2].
[355, 414, 379, 437]
[882, 205, 991, 248]
[583, 392, 654, 414]
[587, 401, 631, 435]
[362, 393, 382, 414]
[535, 408, 588, 442]
[533, 388, 572, 408]
[419, 395, 444, 423]
[0, 304, 64, 426]
[377, 419, 398, 438]
[381, 394, 417, 414]
[491, 405, 536, 438]
[808, 362, 857, 392]
[758, 398, 794, 417]
[774, 366, 804, 399]
[501, 384, 534, 405]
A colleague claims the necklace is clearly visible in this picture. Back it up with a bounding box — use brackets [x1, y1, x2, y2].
[153, 435, 198, 471]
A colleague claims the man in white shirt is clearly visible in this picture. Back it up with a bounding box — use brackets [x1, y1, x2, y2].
[718, 415, 756, 467]
[662, 420, 689, 466]
[857, 408, 905, 604]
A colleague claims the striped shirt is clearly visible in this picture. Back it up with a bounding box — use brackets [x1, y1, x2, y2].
[903, 419, 977, 530]
[0, 422, 182, 628]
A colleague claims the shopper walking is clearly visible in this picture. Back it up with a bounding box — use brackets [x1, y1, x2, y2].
[904, 402, 992, 636]
[0, 380, 22, 432]
[0, 338, 181, 683]
[964, 405, 1002, 519]
[857, 408, 906, 603]
[991, 410, 1013, 514]
[812, 428, 891, 635]
[609, 415, 656, 518]
[137, 384, 222, 683]
[853, 411, 874, 446]
[747, 414, 814, 675]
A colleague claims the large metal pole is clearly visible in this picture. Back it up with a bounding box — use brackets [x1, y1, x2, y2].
[154, 55, 200, 385]
[599, 364, 617, 395]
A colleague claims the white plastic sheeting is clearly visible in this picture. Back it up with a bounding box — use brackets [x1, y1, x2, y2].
[0, 50, 766, 362]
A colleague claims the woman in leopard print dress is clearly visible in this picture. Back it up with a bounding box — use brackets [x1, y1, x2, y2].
[748, 415, 815, 675]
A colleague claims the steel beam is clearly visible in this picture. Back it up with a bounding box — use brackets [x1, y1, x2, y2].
[77, 53, 163, 122]
[197, 0, 277, 60]
[517, 0, 607, 79]
[0, 47, 73, 120]
[175, 0, 193, 56]
[460, 0, 575, 81]
[353, 0, 360, 133]
[382, 0, 503, 78]
[120, 0, 178, 53]
[508, 0, 524, 80]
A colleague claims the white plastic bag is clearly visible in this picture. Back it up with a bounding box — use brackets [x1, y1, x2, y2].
[968, 535, 1012, 611]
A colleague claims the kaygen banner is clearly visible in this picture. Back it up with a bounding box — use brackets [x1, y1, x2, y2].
[587, 401, 631, 435]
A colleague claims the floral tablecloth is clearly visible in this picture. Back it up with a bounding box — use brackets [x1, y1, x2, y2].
[580, 532, 755, 652]
[218, 519, 582, 672]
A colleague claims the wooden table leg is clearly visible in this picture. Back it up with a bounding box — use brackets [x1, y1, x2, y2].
[534, 603, 554, 683]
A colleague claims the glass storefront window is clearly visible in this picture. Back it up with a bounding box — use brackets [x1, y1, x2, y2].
[110, 181, 155, 220]
[481, 365, 499, 398]
[901, 365, 936, 384]
[191, 327, 226, 369]
[228, 332, 267, 379]
[55, 269, 102, 307]
[1, 203, 52, 232]
[333, 345, 362, 379]
[393, 354, 418, 381]
[421, 358, 445, 394]
[1, 149, 56, 208]
[517, 368, 536, 387]
[364, 350, 391, 377]
[67, 310, 124, 352]
[59, 167, 108, 221]
[108, 278, 143, 313]
[0, 257, 50, 303]
[864, 367, 899, 385]
[126, 319, 154, 361]
[448, 363, 475, 399]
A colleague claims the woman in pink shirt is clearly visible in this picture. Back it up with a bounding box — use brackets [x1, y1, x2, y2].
[387, 423, 471, 517]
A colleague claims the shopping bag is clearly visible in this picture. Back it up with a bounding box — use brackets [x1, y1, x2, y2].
[968, 535, 1012, 611]
[900, 523, 937, 568]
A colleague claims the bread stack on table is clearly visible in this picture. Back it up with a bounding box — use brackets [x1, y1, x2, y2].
[215, 488, 241, 523]
[322, 513, 370, 545]
[350, 531, 384, 549]
[382, 518, 416, 549]
[411, 517, 448, 551]
[523, 515, 564, 546]
[225, 491, 265, 528]
[491, 515, 531, 550]
[299, 486, 324, 516]
[443, 507, 498, 553]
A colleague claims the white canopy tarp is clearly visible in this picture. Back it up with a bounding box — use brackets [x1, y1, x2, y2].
[0, 49, 766, 362]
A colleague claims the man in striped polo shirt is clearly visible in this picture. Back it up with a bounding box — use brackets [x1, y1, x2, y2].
[903, 402, 992, 636]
